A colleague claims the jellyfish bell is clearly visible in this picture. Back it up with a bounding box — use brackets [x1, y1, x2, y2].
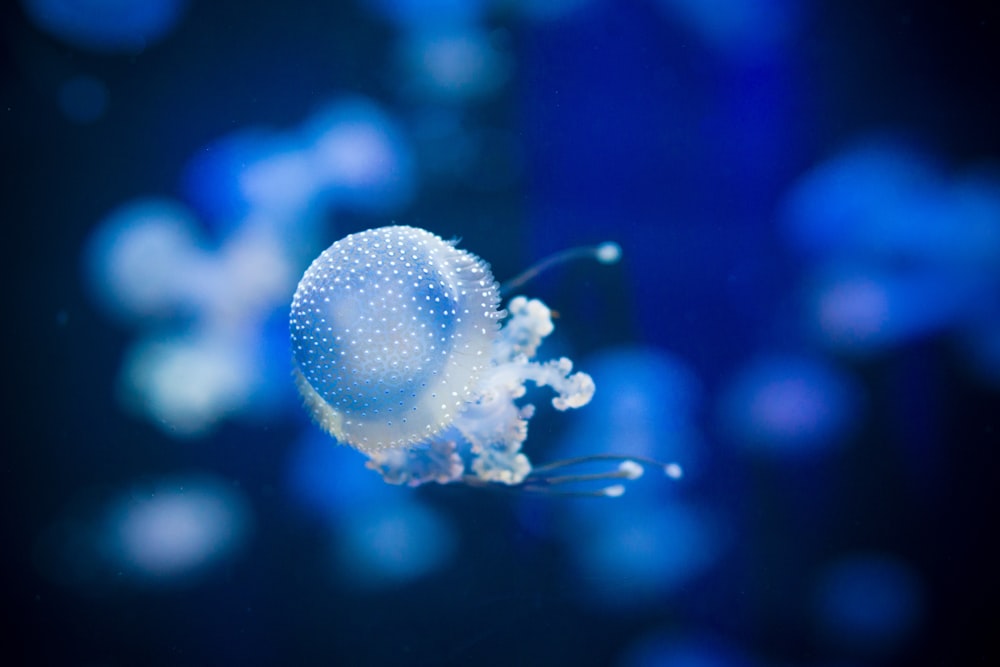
[290, 225, 679, 496]
[290, 225, 502, 451]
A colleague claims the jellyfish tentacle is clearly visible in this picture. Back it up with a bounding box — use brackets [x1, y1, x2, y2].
[499, 241, 621, 296]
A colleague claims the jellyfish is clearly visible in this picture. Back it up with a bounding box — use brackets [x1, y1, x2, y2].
[290, 225, 676, 496]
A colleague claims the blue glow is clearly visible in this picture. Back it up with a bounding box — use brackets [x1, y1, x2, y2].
[84, 198, 206, 322]
[504, 0, 598, 22]
[783, 140, 1000, 270]
[302, 99, 415, 213]
[785, 141, 1000, 359]
[782, 141, 941, 260]
[22, 0, 188, 53]
[286, 429, 392, 521]
[563, 502, 724, 609]
[85, 197, 300, 435]
[617, 632, 755, 667]
[961, 319, 1000, 387]
[287, 430, 461, 589]
[808, 264, 990, 354]
[553, 346, 703, 479]
[333, 501, 457, 589]
[395, 26, 510, 101]
[100, 475, 251, 581]
[718, 356, 862, 456]
[181, 129, 295, 228]
[182, 98, 415, 228]
[118, 330, 264, 436]
[652, 0, 798, 58]
[87, 99, 419, 437]
[362, 0, 487, 28]
[814, 553, 924, 654]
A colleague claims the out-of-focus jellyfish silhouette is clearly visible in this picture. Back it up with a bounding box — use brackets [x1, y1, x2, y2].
[394, 26, 511, 101]
[548, 346, 703, 483]
[805, 263, 990, 354]
[562, 501, 726, 609]
[509, 346, 719, 605]
[21, 0, 190, 53]
[331, 500, 457, 590]
[782, 138, 1000, 357]
[301, 98, 416, 213]
[291, 225, 674, 495]
[84, 198, 208, 322]
[286, 428, 458, 589]
[717, 355, 863, 457]
[812, 552, 925, 657]
[33, 474, 250, 590]
[101, 475, 251, 581]
[85, 97, 416, 436]
[651, 0, 798, 59]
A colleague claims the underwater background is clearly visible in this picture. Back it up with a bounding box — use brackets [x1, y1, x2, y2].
[3, 1, 999, 665]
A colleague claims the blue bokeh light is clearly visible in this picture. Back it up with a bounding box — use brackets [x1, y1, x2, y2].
[616, 631, 755, 667]
[12, 0, 996, 663]
[717, 355, 863, 457]
[806, 264, 990, 354]
[332, 500, 457, 590]
[22, 0, 189, 52]
[651, 0, 798, 58]
[813, 553, 925, 655]
[561, 501, 725, 609]
[552, 346, 703, 478]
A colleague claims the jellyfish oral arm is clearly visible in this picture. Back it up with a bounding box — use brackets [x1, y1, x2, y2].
[366, 296, 596, 488]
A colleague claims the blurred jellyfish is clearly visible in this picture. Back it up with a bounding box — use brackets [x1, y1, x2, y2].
[805, 264, 990, 355]
[85, 97, 421, 437]
[101, 475, 251, 581]
[784, 140, 1000, 269]
[287, 428, 392, 520]
[236, 140, 319, 220]
[118, 330, 263, 436]
[181, 129, 295, 228]
[84, 198, 208, 322]
[331, 500, 457, 590]
[562, 502, 726, 609]
[286, 424, 457, 589]
[550, 346, 703, 484]
[395, 26, 510, 101]
[813, 553, 924, 656]
[781, 140, 944, 261]
[33, 475, 250, 594]
[85, 199, 299, 435]
[22, 0, 189, 53]
[783, 140, 1000, 360]
[181, 97, 415, 227]
[718, 355, 863, 457]
[652, 0, 798, 59]
[291, 225, 675, 495]
[302, 98, 415, 213]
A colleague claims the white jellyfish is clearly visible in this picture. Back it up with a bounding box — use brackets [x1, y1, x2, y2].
[290, 225, 676, 496]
